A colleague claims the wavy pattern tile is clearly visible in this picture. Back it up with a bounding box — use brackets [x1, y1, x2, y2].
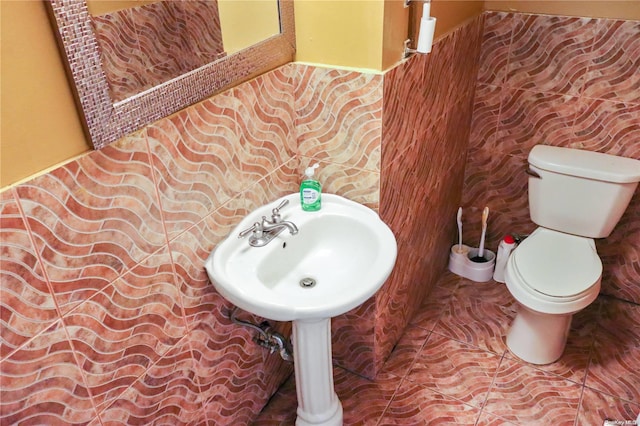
[597, 195, 640, 303]
[506, 15, 599, 95]
[407, 332, 502, 407]
[331, 298, 376, 378]
[450, 16, 485, 97]
[583, 19, 640, 104]
[586, 300, 640, 402]
[1, 64, 298, 424]
[258, 273, 640, 424]
[468, 83, 502, 151]
[170, 203, 245, 329]
[63, 249, 186, 410]
[251, 375, 298, 425]
[379, 381, 480, 425]
[15, 134, 165, 313]
[146, 93, 244, 238]
[310, 159, 380, 210]
[95, 340, 203, 425]
[468, 11, 640, 303]
[334, 366, 399, 425]
[376, 17, 484, 377]
[242, 159, 299, 212]
[483, 357, 582, 424]
[435, 289, 515, 355]
[380, 62, 418, 162]
[477, 12, 514, 86]
[497, 89, 580, 152]
[234, 67, 296, 179]
[135, 2, 191, 67]
[0, 322, 97, 425]
[8, 9, 638, 425]
[0, 192, 58, 358]
[173, 1, 225, 64]
[572, 99, 640, 153]
[91, 11, 150, 101]
[476, 412, 520, 425]
[380, 325, 431, 379]
[295, 66, 383, 171]
[409, 272, 461, 332]
[577, 387, 640, 425]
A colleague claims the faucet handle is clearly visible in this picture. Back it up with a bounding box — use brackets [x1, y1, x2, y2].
[270, 198, 289, 223]
[238, 222, 263, 239]
[273, 199, 289, 214]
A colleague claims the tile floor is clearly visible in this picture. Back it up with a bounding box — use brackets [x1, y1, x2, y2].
[253, 271, 640, 425]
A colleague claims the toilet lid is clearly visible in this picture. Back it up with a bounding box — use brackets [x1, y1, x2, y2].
[512, 229, 602, 298]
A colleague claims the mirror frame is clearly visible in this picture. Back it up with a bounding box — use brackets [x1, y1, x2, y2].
[46, 0, 295, 150]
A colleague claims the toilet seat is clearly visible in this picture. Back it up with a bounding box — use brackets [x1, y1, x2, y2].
[511, 228, 602, 300]
[505, 227, 602, 315]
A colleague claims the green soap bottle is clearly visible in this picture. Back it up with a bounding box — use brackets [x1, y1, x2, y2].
[300, 163, 321, 212]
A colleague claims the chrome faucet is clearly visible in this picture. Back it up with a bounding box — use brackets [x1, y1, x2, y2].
[238, 199, 298, 247]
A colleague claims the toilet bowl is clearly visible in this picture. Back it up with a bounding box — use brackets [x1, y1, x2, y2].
[504, 227, 601, 364]
[503, 145, 640, 365]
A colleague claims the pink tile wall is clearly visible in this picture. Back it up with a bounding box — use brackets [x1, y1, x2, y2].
[376, 16, 485, 375]
[292, 64, 384, 377]
[1, 66, 297, 425]
[467, 12, 640, 303]
[286, 16, 485, 379]
[1, 14, 487, 422]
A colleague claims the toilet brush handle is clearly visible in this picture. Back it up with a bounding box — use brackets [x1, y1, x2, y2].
[478, 207, 489, 256]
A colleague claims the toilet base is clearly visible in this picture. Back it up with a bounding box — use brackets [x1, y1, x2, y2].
[506, 305, 572, 365]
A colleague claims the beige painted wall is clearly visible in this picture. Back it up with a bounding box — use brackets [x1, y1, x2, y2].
[217, 1, 281, 54]
[1, 1, 90, 188]
[295, 0, 386, 71]
[485, 1, 640, 20]
[431, 0, 484, 38]
[86, 0, 157, 16]
[298, 0, 484, 71]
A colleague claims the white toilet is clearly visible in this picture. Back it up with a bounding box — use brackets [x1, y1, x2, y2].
[505, 145, 640, 365]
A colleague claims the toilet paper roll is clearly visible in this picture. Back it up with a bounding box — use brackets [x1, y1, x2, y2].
[417, 17, 436, 54]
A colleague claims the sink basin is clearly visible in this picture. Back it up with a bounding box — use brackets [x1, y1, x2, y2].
[205, 193, 397, 425]
[205, 193, 397, 321]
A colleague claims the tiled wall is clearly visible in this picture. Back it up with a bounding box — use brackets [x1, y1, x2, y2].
[467, 12, 640, 303]
[0, 60, 388, 424]
[0, 66, 299, 425]
[375, 16, 485, 375]
[0, 13, 484, 423]
[298, 16, 485, 378]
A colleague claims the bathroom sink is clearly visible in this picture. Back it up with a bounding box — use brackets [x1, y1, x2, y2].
[206, 193, 397, 424]
[205, 193, 397, 321]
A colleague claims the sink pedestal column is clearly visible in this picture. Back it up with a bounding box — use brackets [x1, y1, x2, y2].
[292, 318, 343, 426]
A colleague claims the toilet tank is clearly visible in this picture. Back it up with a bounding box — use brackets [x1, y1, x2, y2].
[527, 145, 640, 238]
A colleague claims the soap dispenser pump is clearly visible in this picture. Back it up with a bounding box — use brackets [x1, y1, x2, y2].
[300, 163, 321, 212]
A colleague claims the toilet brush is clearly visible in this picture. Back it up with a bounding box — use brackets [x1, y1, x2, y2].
[470, 207, 489, 263]
[454, 207, 466, 254]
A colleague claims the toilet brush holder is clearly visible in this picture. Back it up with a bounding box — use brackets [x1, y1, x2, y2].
[448, 244, 496, 282]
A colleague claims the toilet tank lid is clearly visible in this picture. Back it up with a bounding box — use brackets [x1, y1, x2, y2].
[529, 145, 640, 183]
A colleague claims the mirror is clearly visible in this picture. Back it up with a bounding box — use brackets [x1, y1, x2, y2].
[86, 1, 281, 102]
[46, 0, 295, 150]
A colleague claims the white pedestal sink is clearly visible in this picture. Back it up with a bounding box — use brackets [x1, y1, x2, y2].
[205, 193, 397, 425]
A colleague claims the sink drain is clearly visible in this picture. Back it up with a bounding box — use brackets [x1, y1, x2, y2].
[299, 277, 316, 288]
